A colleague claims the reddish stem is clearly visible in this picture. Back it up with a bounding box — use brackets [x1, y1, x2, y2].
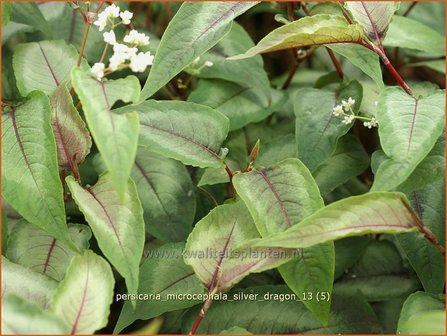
[189, 297, 214, 335]
[325, 47, 343, 79]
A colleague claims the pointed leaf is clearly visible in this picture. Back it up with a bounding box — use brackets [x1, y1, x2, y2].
[397, 291, 445, 334]
[396, 180, 445, 294]
[7, 220, 91, 281]
[51, 251, 114, 334]
[140, 1, 259, 100]
[294, 81, 363, 172]
[233, 158, 333, 324]
[182, 286, 382, 334]
[229, 14, 364, 60]
[2, 295, 69, 335]
[132, 147, 196, 242]
[189, 79, 286, 131]
[184, 201, 293, 292]
[345, 2, 399, 39]
[372, 87, 445, 191]
[71, 68, 140, 198]
[188, 22, 271, 102]
[126, 100, 229, 168]
[114, 243, 205, 334]
[50, 83, 91, 172]
[13, 40, 82, 96]
[10, 2, 51, 37]
[314, 134, 370, 194]
[66, 174, 144, 295]
[2, 257, 58, 309]
[384, 15, 446, 55]
[256, 192, 418, 249]
[334, 240, 419, 301]
[1, 92, 72, 248]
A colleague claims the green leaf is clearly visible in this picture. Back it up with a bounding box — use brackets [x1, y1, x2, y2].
[189, 79, 286, 131]
[184, 201, 293, 292]
[2, 2, 11, 27]
[10, 2, 51, 37]
[229, 14, 365, 60]
[372, 87, 445, 191]
[408, 59, 446, 74]
[255, 134, 296, 167]
[384, 15, 446, 56]
[344, 2, 399, 39]
[255, 192, 418, 249]
[189, 22, 271, 102]
[233, 158, 333, 324]
[140, 1, 258, 100]
[6, 220, 91, 281]
[334, 236, 370, 279]
[220, 327, 252, 334]
[397, 291, 445, 334]
[71, 68, 140, 198]
[2, 256, 58, 309]
[396, 180, 445, 294]
[128, 100, 229, 168]
[13, 40, 82, 96]
[132, 147, 196, 242]
[1, 92, 73, 249]
[294, 81, 363, 172]
[328, 44, 383, 89]
[51, 250, 114, 334]
[314, 134, 370, 194]
[66, 174, 144, 296]
[334, 240, 419, 301]
[114, 243, 205, 334]
[50, 83, 92, 172]
[2, 295, 69, 335]
[182, 286, 382, 334]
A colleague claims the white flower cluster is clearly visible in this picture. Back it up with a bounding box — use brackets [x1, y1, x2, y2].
[187, 56, 214, 75]
[91, 5, 154, 80]
[332, 97, 378, 129]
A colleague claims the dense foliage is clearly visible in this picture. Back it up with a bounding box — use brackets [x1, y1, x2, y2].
[1, 1, 445, 334]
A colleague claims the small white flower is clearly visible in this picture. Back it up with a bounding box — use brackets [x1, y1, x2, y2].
[130, 51, 154, 72]
[93, 12, 108, 31]
[120, 10, 133, 25]
[109, 53, 127, 71]
[123, 29, 150, 46]
[104, 4, 120, 18]
[103, 30, 116, 45]
[342, 114, 355, 125]
[332, 104, 344, 117]
[342, 97, 355, 111]
[112, 43, 138, 58]
[370, 117, 378, 127]
[192, 56, 201, 65]
[91, 62, 105, 80]
[204, 60, 213, 67]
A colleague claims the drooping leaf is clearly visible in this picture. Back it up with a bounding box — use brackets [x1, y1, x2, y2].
[189, 79, 285, 131]
[184, 201, 293, 292]
[345, 2, 399, 40]
[6, 220, 91, 281]
[372, 87, 445, 191]
[126, 100, 229, 168]
[233, 158, 333, 324]
[71, 68, 140, 198]
[1, 92, 73, 249]
[51, 251, 114, 334]
[397, 291, 445, 334]
[255, 192, 418, 249]
[384, 15, 446, 56]
[182, 286, 382, 334]
[396, 180, 445, 294]
[314, 134, 370, 194]
[328, 44, 383, 89]
[50, 83, 92, 173]
[188, 22, 271, 102]
[229, 14, 365, 60]
[293, 80, 363, 172]
[2, 295, 69, 335]
[2, 257, 58, 309]
[66, 174, 144, 296]
[10, 2, 51, 37]
[13, 40, 82, 96]
[140, 1, 259, 100]
[334, 240, 419, 301]
[132, 147, 196, 242]
[114, 243, 205, 334]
